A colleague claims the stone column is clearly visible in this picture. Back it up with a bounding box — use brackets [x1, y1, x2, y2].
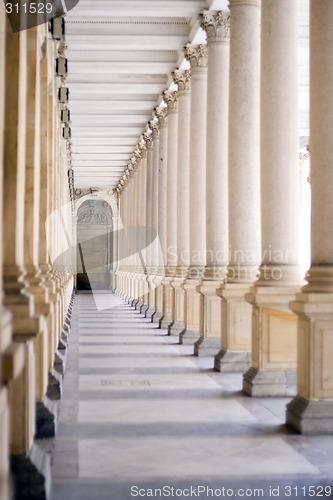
[152, 107, 168, 324]
[3, 28, 39, 458]
[22, 29, 51, 412]
[196, 11, 230, 356]
[135, 141, 148, 311]
[128, 161, 137, 303]
[180, 44, 208, 346]
[214, 0, 261, 372]
[286, 0, 333, 434]
[169, 70, 191, 336]
[130, 156, 139, 306]
[146, 120, 160, 320]
[0, 7, 17, 500]
[141, 130, 153, 315]
[160, 90, 178, 329]
[243, 0, 302, 397]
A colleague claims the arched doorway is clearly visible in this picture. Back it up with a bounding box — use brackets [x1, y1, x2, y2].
[76, 199, 113, 290]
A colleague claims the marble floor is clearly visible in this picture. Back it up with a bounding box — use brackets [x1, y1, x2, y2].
[50, 292, 333, 500]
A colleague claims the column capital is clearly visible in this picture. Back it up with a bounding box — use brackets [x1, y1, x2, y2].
[228, 0, 261, 7]
[184, 44, 208, 69]
[138, 138, 147, 158]
[143, 131, 153, 149]
[172, 69, 191, 93]
[199, 10, 230, 44]
[163, 90, 178, 113]
[149, 120, 159, 140]
[155, 107, 168, 128]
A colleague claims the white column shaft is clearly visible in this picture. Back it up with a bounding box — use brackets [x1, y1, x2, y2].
[166, 110, 178, 266]
[228, 0, 261, 278]
[261, 0, 299, 268]
[189, 67, 207, 269]
[206, 40, 229, 271]
[158, 123, 168, 262]
[176, 92, 190, 268]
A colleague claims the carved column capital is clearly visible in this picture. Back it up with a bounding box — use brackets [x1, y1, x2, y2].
[199, 10, 230, 44]
[172, 69, 191, 93]
[155, 107, 168, 128]
[138, 138, 147, 158]
[149, 120, 159, 140]
[184, 44, 208, 69]
[163, 90, 178, 113]
[143, 131, 153, 149]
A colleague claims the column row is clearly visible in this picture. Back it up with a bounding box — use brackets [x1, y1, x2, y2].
[0, 10, 76, 498]
[116, 0, 333, 434]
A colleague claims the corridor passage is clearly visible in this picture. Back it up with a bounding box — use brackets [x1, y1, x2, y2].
[51, 293, 333, 500]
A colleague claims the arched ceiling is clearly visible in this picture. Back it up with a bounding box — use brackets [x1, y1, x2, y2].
[64, 0, 309, 191]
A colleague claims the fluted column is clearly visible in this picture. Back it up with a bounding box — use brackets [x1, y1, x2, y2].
[214, 0, 261, 372]
[152, 107, 168, 324]
[169, 70, 191, 336]
[180, 44, 208, 345]
[160, 90, 178, 329]
[146, 120, 160, 320]
[243, 0, 302, 397]
[287, 0, 333, 434]
[196, 11, 230, 356]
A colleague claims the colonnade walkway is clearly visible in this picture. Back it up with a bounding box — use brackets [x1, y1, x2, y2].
[50, 293, 333, 500]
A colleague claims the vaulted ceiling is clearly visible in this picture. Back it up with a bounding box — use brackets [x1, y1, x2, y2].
[64, 0, 309, 191]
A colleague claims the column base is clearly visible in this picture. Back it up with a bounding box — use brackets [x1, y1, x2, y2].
[168, 321, 184, 336]
[214, 349, 251, 372]
[179, 329, 200, 345]
[132, 298, 140, 308]
[243, 367, 296, 397]
[135, 300, 144, 311]
[140, 303, 149, 315]
[194, 338, 220, 357]
[35, 397, 58, 439]
[160, 315, 173, 330]
[286, 396, 333, 435]
[10, 442, 51, 500]
[145, 307, 156, 322]
[152, 310, 164, 325]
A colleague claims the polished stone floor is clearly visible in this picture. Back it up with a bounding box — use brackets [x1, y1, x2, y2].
[50, 292, 333, 500]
